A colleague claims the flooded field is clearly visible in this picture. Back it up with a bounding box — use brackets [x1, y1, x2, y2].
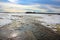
[0, 13, 60, 40]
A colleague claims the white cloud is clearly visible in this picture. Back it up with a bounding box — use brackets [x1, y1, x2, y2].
[45, 5, 60, 13]
[8, 0, 19, 3]
[0, 2, 48, 12]
[0, 2, 60, 13]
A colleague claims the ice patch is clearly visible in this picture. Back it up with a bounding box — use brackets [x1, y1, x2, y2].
[0, 19, 12, 27]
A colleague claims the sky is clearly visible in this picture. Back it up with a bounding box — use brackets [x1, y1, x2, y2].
[0, 0, 60, 13]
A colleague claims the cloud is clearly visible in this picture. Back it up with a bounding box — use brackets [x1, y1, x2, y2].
[45, 5, 60, 13]
[0, 2, 60, 13]
[8, 0, 19, 3]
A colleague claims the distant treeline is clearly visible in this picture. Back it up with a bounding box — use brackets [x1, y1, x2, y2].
[26, 12, 60, 15]
[0, 12, 60, 15]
